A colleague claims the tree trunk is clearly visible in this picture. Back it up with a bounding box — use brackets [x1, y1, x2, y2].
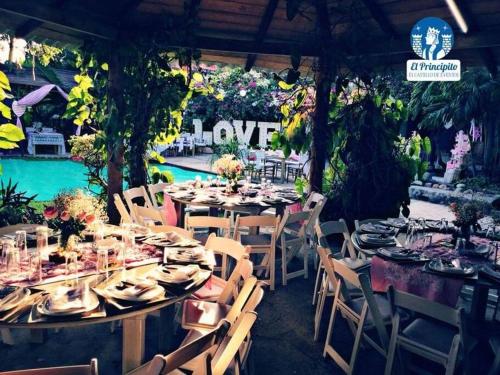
[128, 130, 148, 188]
[483, 118, 498, 179]
[310, 0, 334, 193]
[106, 46, 126, 224]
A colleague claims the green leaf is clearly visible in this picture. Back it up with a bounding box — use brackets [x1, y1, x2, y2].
[374, 95, 382, 107]
[150, 151, 166, 164]
[294, 89, 307, 109]
[422, 136, 432, 154]
[0, 139, 19, 149]
[0, 124, 24, 142]
[192, 72, 203, 82]
[280, 104, 290, 117]
[101, 63, 109, 71]
[396, 99, 404, 111]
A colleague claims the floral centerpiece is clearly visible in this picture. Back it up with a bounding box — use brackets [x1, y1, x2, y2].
[449, 200, 485, 242]
[213, 154, 244, 193]
[44, 190, 107, 250]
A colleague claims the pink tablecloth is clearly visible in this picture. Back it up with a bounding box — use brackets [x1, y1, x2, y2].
[370, 256, 464, 307]
[370, 234, 493, 307]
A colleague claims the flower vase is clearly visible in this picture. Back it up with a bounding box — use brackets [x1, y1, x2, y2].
[460, 224, 472, 243]
[225, 179, 238, 194]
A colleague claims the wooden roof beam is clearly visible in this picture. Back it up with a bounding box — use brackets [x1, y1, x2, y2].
[244, 0, 279, 71]
[14, 0, 67, 38]
[0, 0, 117, 40]
[455, 0, 497, 78]
[360, 0, 398, 38]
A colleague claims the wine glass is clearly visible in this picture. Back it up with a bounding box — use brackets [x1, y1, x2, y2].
[4, 240, 19, 276]
[65, 252, 79, 287]
[455, 237, 467, 255]
[15, 230, 27, 263]
[96, 248, 109, 278]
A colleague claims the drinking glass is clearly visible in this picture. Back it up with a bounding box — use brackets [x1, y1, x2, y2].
[96, 248, 109, 277]
[28, 251, 43, 283]
[423, 233, 433, 248]
[36, 226, 49, 253]
[5, 241, 20, 276]
[440, 218, 448, 232]
[207, 175, 213, 186]
[246, 176, 251, 186]
[122, 230, 135, 250]
[116, 242, 127, 280]
[65, 251, 79, 287]
[260, 177, 266, 187]
[404, 222, 415, 249]
[455, 237, 467, 255]
[15, 230, 27, 262]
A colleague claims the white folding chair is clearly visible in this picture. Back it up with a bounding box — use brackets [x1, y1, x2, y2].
[276, 209, 311, 286]
[114, 194, 133, 224]
[150, 225, 193, 239]
[384, 287, 462, 375]
[323, 256, 391, 374]
[133, 204, 166, 226]
[313, 220, 357, 306]
[185, 216, 231, 244]
[233, 214, 280, 290]
[147, 182, 171, 209]
[0, 359, 98, 375]
[204, 233, 250, 280]
[123, 186, 154, 222]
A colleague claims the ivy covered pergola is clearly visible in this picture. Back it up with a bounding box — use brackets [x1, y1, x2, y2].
[1, 0, 499, 221]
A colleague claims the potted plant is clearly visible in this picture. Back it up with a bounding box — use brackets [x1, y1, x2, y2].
[449, 200, 485, 244]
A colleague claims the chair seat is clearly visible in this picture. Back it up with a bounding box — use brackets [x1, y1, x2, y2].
[286, 222, 303, 234]
[347, 293, 392, 327]
[193, 232, 209, 245]
[402, 318, 458, 354]
[182, 299, 231, 330]
[240, 234, 272, 247]
[192, 275, 226, 301]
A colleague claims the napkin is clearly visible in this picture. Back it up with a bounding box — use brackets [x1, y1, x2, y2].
[170, 266, 198, 281]
[48, 287, 85, 312]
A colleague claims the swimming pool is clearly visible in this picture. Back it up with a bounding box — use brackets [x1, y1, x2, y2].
[0, 158, 214, 201]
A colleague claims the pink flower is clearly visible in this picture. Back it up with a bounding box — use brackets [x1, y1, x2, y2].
[248, 81, 257, 88]
[43, 207, 58, 220]
[60, 211, 71, 221]
[77, 212, 87, 222]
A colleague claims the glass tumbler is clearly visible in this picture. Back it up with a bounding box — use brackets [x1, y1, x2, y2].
[65, 251, 79, 287]
[15, 230, 27, 261]
[28, 251, 43, 283]
[96, 248, 109, 277]
[36, 226, 49, 253]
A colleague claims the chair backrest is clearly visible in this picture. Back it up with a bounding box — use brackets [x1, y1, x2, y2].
[150, 225, 193, 239]
[210, 312, 258, 375]
[303, 192, 324, 211]
[124, 186, 154, 221]
[316, 247, 340, 293]
[205, 233, 251, 279]
[276, 208, 310, 238]
[217, 257, 254, 304]
[224, 276, 258, 324]
[227, 283, 265, 336]
[304, 194, 327, 236]
[233, 215, 280, 244]
[0, 359, 98, 375]
[186, 216, 231, 238]
[148, 183, 171, 209]
[387, 286, 460, 327]
[132, 321, 229, 375]
[133, 204, 166, 226]
[114, 194, 133, 224]
[315, 220, 356, 259]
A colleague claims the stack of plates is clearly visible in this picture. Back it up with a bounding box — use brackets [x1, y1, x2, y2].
[37, 289, 100, 316]
[426, 259, 476, 277]
[151, 264, 200, 285]
[376, 247, 429, 263]
[105, 279, 164, 303]
[380, 218, 407, 229]
[167, 248, 206, 263]
[359, 223, 395, 235]
[0, 286, 30, 313]
[358, 233, 396, 247]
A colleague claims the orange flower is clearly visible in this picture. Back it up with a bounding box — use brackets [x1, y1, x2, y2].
[77, 212, 87, 222]
[85, 214, 96, 224]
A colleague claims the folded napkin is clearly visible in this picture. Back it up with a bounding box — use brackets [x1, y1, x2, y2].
[120, 279, 158, 297]
[170, 266, 198, 281]
[48, 287, 85, 312]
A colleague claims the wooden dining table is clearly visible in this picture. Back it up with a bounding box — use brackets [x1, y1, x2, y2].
[0, 230, 213, 374]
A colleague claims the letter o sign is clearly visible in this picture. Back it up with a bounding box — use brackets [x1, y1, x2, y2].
[213, 121, 234, 144]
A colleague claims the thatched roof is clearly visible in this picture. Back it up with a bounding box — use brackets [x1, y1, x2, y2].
[0, 0, 499, 74]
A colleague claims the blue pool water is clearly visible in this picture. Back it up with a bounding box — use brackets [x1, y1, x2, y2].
[0, 158, 214, 201]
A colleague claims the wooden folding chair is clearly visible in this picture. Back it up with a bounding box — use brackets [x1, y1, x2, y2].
[185, 216, 231, 244]
[127, 321, 229, 375]
[233, 214, 280, 290]
[313, 220, 357, 307]
[150, 224, 193, 239]
[0, 358, 98, 375]
[204, 233, 250, 280]
[322, 256, 391, 374]
[276, 209, 311, 286]
[147, 182, 171, 209]
[181, 276, 261, 331]
[123, 186, 154, 222]
[193, 256, 253, 302]
[114, 194, 133, 224]
[384, 287, 462, 375]
[133, 204, 166, 226]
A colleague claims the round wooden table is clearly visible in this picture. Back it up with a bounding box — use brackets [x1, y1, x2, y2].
[168, 185, 299, 227]
[0, 263, 211, 374]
